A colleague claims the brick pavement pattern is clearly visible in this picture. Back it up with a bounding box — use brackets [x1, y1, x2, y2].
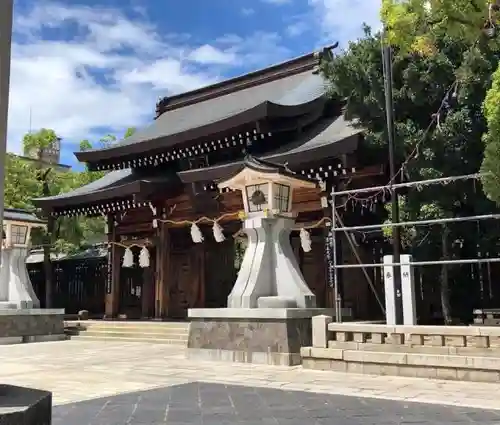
[52, 382, 500, 425]
[0, 340, 500, 423]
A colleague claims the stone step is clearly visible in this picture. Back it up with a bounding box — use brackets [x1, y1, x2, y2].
[65, 320, 189, 329]
[70, 335, 187, 345]
[65, 321, 189, 333]
[73, 325, 189, 334]
[326, 340, 500, 358]
[81, 330, 188, 340]
[301, 346, 500, 381]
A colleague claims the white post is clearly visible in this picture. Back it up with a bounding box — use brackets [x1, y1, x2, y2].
[384, 254, 417, 325]
[383, 255, 396, 325]
[0, 0, 14, 266]
[401, 254, 417, 325]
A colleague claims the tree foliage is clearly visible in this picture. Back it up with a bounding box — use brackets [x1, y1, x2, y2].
[381, 0, 496, 54]
[322, 26, 500, 322]
[4, 127, 136, 253]
[381, 0, 500, 203]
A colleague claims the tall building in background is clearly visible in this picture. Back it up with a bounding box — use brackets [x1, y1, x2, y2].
[18, 135, 71, 172]
[25, 136, 62, 165]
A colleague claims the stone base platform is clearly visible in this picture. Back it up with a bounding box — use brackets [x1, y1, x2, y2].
[0, 308, 66, 344]
[0, 385, 52, 424]
[187, 308, 351, 366]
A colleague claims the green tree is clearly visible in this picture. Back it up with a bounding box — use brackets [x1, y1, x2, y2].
[3, 154, 41, 209]
[380, 0, 500, 203]
[4, 127, 136, 306]
[322, 28, 499, 323]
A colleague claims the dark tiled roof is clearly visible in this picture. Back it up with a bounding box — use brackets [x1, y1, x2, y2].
[31, 169, 176, 209]
[178, 115, 361, 184]
[3, 208, 45, 224]
[102, 73, 325, 152]
[75, 50, 332, 164]
[32, 113, 361, 212]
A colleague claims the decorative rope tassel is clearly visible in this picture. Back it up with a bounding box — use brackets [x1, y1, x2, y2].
[191, 223, 204, 243]
[104, 222, 109, 234]
[122, 247, 134, 268]
[212, 221, 225, 242]
[139, 246, 150, 268]
[300, 228, 312, 252]
[152, 218, 158, 229]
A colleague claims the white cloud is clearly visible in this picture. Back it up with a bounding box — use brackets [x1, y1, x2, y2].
[308, 0, 382, 45]
[286, 21, 309, 37]
[215, 32, 291, 67]
[7, 2, 290, 155]
[188, 45, 238, 65]
[241, 8, 255, 16]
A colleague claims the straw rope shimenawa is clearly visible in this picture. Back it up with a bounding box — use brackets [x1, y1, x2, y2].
[108, 213, 332, 267]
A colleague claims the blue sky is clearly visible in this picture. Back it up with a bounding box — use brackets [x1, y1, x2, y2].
[7, 0, 380, 168]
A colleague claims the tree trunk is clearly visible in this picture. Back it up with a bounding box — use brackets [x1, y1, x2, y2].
[44, 216, 54, 308]
[440, 225, 452, 325]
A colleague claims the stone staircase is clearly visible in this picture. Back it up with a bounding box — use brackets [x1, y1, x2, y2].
[65, 320, 189, 346]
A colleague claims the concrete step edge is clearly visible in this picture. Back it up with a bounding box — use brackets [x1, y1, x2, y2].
[70, 335, 187, 344]
[81, 331, 188, 339]
[325, 342, 500, 358]
[67, 325, 189, 331]
[73, 327, 189, 333]
[66, 321, 189, 328]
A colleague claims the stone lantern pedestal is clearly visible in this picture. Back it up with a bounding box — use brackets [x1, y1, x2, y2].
[186, 157, 351, 365]
[0, 209, 65, 344]
[0, 246, 39, 310]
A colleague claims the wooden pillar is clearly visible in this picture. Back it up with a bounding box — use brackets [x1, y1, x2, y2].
[105, 215, 119, 318]
[156, 222, 169, 318]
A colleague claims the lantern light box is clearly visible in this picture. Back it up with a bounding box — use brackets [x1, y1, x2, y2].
[219, 155, 316, 217]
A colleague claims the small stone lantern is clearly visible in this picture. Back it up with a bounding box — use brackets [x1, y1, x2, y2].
[0, 209, 46, 309]
[218, 156, 318, 309]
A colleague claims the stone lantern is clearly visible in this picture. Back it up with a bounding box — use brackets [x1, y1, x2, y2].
[187, 156, 335, 367]
[218, 155, 318, 309]
[0, 208, 46, 309]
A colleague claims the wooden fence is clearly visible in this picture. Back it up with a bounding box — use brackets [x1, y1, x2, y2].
[28, 258, 107, 316]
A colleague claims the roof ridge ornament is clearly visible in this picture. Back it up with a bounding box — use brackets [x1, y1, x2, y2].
[283, 161, 295, 175]
[312, 42, 338, 74]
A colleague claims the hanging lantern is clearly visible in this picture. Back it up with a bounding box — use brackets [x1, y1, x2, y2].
[139, 246, 150, 268]
[299, 228, 312, 252]
[212, 221, 225, 242]
[122, 247, 134, 268]
[190, 223, 204, 243]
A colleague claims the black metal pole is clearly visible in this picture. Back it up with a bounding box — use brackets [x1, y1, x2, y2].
[382, 43, 404, 325]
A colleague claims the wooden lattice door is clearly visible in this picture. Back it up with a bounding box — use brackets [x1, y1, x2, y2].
[168, 249, 203, 318]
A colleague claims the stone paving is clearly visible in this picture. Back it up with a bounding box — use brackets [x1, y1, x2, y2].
[1, 340, 500, 424]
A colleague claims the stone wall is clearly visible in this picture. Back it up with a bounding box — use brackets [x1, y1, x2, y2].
[301, 316, 500, 382]
[0, 309, 65, 343]
[188, 317, 312, 366]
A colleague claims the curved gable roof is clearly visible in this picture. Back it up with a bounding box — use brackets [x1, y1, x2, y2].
[31, 169, 176, 210]
[75, 50, 331, 165]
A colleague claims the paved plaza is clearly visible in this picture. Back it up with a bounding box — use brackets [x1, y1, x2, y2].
[1, 340, 500, 424]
